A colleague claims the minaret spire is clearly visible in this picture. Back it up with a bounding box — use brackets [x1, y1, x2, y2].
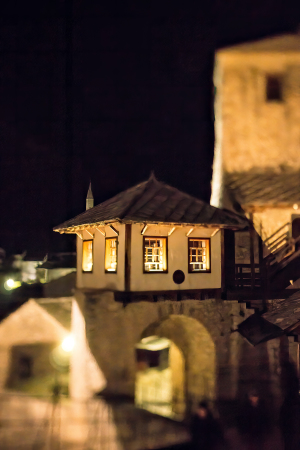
[86, 182, 94, 210]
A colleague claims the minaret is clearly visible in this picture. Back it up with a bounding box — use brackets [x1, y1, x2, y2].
[86, 182, 94, 210]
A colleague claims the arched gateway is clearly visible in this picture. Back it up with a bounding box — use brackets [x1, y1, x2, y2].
[135, 315, 215, 419]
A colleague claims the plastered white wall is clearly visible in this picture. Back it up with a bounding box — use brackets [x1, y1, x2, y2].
[130, 224, 222, 292]
[77, 223, 222, 292]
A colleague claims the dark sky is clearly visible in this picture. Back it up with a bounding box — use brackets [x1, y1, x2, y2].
[0, 0, 299, 255]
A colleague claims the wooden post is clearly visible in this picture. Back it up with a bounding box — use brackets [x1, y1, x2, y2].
[223, 229, 235, 291]
[258, 234, 268, 310]
[125, 224, 132, 292]
[249, 213, 256, 290]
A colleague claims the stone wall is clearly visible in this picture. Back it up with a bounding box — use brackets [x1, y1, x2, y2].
[214, 53, 300, 175]
[74, 289, 283, 409]
[253, 207, 296, 242]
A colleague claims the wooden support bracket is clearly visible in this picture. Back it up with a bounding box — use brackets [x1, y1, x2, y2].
[141, 224, 148, 235]
[168, 226, 176, 236]
[85, 229, 94, 238]
[186, 227, 194, 237]
[76, 231, 83, 239]
[109, 225, 119, 236]
[96, 227, 106, 237]
[211, 228, 220, 237]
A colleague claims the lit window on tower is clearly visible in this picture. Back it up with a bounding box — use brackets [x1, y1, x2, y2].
[105, 238, 118, 272]
[188, 238, 210, 272]
[82, 240, 93, 272]
[143, 237, 167, 272]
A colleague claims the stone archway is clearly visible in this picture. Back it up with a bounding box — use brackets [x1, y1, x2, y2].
[135, 314, 215, 418]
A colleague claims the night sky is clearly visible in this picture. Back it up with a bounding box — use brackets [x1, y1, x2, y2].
[0, 0, 299, 255]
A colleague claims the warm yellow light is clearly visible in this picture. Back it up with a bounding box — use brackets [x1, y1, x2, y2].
[82, 240, 93, 272]
[105, 238, 118, 272]
[4, 278, 21, 290]
[144, 237, 167, 272]
[293, 204, 298, 210]
[61, 335, 74, 352]
[6, 279, 14, 288]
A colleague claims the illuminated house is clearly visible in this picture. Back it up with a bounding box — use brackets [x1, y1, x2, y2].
[53, 176, 288, 419]
[54, 173, 248, 300]
[211, 34, 300, 289]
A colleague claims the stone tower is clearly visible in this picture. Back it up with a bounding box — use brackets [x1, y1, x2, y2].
[211, 34, 300, 241]
[86, 182, 94, 210]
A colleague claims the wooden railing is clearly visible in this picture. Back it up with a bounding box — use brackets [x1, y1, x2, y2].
[266, 234, 300, 276]
[264, 222, 290, 249]
[235, 264, 261, 288]
[263, 222, 295, 266]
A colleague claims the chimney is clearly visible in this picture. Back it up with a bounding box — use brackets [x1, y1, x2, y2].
[86, 182, 94, 210]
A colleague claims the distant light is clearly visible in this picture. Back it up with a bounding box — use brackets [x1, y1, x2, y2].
[293, 204, 298, 210]
[4, 279, 21, 290]
[61, 335, 74, 352]
[6, 279, 14, 288]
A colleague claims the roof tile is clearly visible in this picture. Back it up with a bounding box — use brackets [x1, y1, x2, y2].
[54, 176, 249, 230]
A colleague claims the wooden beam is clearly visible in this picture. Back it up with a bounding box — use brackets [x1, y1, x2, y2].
[76, 231, 83, 239]
[186, 227, 194, 237]
[96, 227, 106, 237]
[141, 224, 148, 235]
[125, 224, 132, 292]
[109, 225, 119, 236]
[168, 226, 176, 236]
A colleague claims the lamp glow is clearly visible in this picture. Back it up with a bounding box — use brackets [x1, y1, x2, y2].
[6, 279, 14, 288]
[4, 278, 15, 290]
[61, 335, 74, 352]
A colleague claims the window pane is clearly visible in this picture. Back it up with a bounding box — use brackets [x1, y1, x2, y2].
[82, 240, 93, 272]
[188, 238, 210, 272]
[105, 238, 118, 272]
[144, 237, 167, 272]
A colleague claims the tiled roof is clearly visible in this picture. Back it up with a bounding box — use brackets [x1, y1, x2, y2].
[54, 175, 249, 231]
[238, 290, 300, 346]
[218, 33, 300, 53]
[263, 291, 300, 332]
[224, 169, 300, 208]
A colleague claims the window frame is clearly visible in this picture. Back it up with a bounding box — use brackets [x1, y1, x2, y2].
[188, 237, 211, 274]
[104, 237, 118, 274]
[143, 236, 168, 274]
[82, 239, 94, 273]
[265, 74, 283, 102]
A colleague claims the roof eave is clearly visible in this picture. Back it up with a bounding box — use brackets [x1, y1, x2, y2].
[54, 218, 248, 234]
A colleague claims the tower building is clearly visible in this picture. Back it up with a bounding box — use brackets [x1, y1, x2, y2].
[211, 34, 300, 243]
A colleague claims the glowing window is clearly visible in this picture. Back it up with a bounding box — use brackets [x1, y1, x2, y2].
[105, 238, 118, 273]
[143, 237, 167, 272]
[82, 240, 93, 272]
[188, 238, 210, 272]
[266, 75, 283, 102]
